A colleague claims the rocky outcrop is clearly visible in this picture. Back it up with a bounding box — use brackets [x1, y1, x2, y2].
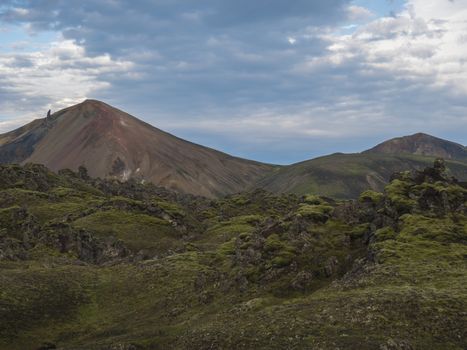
[48, 223, 129, 264]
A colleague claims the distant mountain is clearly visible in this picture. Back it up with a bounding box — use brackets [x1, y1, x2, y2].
[256, 152, 467, 199]
[1, 100, 466, 199]
[0, 100, 274, 198]
[364, 132, 467, 160]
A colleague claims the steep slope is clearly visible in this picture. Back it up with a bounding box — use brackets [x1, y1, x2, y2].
[0, 100, 274, 197]
[256, 152, 467, 199]
[0, 119, 49, 164]
[364, 132, 467, 160]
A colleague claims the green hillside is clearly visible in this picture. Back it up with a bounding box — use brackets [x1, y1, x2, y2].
[0, 161, 466, 349]
[257, 152, 467, 199]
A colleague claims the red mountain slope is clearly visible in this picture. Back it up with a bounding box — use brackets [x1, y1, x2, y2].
[0, 100, 274, 197]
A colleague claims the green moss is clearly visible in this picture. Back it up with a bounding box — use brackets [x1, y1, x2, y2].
[199, 215, 262, 250]
[303, 194, 325, 205]
[0, 265, 92, 348]
[264, 234, 296, 268]
[209, 190, 299, 222]
[296, 203, 334, 221]
[264, 234, 284, 252]
[0, 206, 21, 220]
[415, 181, 467, 195]
[349, 223, 370, 239]
[270, 255, 293, 268]
[72, 209, 181, 253]
[414, 181, 467, 209]
[153, 199, 186, 218]
[229, 195, 251, 206]
[50, 186, 102, 199]
[0, 206, 28, 240]
[374, 226, 397, 242]
[399, 214, 466, 243]
[1, 162, 467, 350]
[359, 190, 384, 204]
[385, 179, 417, 213]
[217, 239, 236, 256]
[0, 188, 49, 208]
[28, 244, 75, 260]
[29, 201, 90, 224]
[0, 187, 102, 224]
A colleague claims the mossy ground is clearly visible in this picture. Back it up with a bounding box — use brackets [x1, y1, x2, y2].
[0, 163, 466, 349]
[72, 209, 181, 254]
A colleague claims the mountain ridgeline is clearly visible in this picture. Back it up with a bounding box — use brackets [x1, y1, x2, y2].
[0, 100, 274, 198]
[364, 132, 467, 160]
[0, 99, 466, 198]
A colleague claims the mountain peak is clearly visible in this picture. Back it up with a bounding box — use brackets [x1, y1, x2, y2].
[75, 99, 117, 114]
[50, 99, 133, 127]
[81, 98, 108, 107]
[0, 100, 273, 197]
[411, 132, 431, 138]
[364, 132, 467, 160]
[60, 99, 119, 115]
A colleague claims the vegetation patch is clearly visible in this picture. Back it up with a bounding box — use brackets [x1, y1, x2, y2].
[72, 209, 181, 253]
[0, 161, 466, 349]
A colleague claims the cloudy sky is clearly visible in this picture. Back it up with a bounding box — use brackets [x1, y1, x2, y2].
[0, 0, 466, 164]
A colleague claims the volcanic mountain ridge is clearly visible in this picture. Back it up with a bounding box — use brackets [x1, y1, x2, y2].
[0, 100, 274, 198]
[1, 99, 466, 199]
[364, 132, 467, 160]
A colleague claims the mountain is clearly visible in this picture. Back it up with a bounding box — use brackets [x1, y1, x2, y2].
[257, 153, 467, 199]
[1, 100, 466, 199]
[0, 100, 274, 198]
[364, 132, 467, 160]
[256, 133, 467, 199]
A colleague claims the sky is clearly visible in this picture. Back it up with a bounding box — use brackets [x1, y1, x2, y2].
[0, 0, 466, 165]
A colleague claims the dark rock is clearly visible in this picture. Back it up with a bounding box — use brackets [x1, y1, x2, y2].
[290, 270, 314, 290]
[105, 344, 142, 350]
[49, 223, 129, 264]
[36, 342, 56, 350]
[323, 256, 339, 277]
[380, 338, 413, 350]
[78, 165, 90, 180]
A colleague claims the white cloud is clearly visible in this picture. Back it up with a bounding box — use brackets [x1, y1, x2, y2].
[347, 5, 374, 21]
[0, 37, 133, 124]
[0, 0, 466, 163]
[0, 118, 33, 133]
[303, 0, 467, 94]
[10, 7, 29, 17]
[160, 96, 389, 141]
